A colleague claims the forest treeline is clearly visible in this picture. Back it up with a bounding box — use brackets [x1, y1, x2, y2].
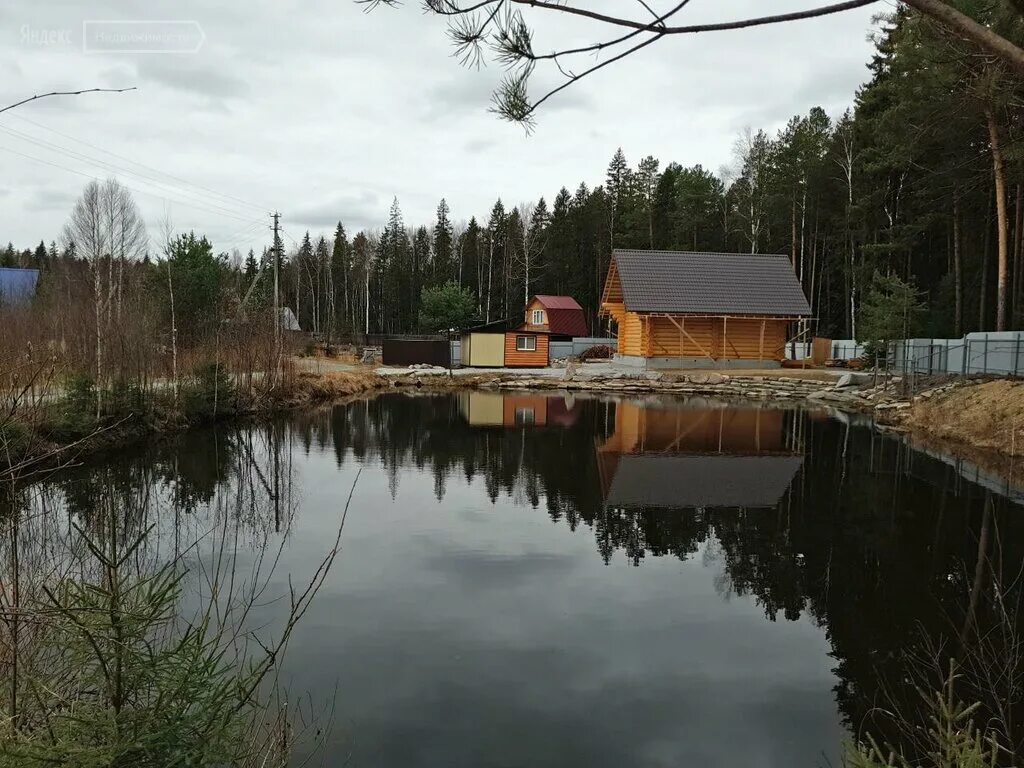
[4, 8, 1024, 342]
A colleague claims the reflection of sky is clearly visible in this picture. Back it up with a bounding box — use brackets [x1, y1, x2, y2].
[256, 449, 843, 767]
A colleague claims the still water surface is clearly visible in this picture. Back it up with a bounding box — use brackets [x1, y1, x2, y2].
[22, 391, 1024, 767]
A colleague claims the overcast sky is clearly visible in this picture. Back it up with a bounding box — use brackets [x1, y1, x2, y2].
[0, 0, 886, 256]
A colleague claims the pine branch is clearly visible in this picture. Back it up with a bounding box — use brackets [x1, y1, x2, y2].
[901, 0, 1024, 76]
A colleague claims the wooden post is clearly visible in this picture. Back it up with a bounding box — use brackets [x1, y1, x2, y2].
[759, 319, 766, 364]
[679, 315, 684, 369]
[681, 315, 686, 367]
[722, 316, 728, 361]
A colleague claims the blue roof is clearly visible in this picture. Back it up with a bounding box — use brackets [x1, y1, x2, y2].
[0, 268, 40, 306]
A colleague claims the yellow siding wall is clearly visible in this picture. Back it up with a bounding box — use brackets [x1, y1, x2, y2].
[462, 333, 505, 367]
[460, 391, 505, 425]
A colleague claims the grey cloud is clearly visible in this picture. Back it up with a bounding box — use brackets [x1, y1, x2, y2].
[99, 65, 136, 88]
[292, 191, 382, 232]
[136, 57, 250, 100]
[28, 188, 76, 211]
[464, 137, 497, 154]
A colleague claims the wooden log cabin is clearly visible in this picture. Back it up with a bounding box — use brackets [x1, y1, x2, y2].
[600, 250, 811, 368]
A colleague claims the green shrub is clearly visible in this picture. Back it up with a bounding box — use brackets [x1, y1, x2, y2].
[51, 373, 98, 438]
[183, 361, 235, 419]
[106, 378, 149, 419]
[63, 372, 96, 415]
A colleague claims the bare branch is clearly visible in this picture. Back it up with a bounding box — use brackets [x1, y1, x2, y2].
[0, 88, 136, 116]
[513, 0, 878, 34]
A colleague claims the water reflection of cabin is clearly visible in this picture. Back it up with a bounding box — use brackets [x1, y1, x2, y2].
[596, 402, 804, 509]
[459, 391, 580, 428]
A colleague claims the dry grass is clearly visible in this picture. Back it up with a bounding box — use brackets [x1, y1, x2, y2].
[902, 379, 1024, 456]
[283, 371, 388, 404]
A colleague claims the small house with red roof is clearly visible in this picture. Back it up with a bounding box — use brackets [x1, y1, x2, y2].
[521, 295, 589, 339]
[503, 295, 588, 367]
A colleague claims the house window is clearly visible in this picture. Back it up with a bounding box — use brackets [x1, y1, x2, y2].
[516, 335, 537, 352]
[515, 407, 536, 426]
[531, 309, 545, 325]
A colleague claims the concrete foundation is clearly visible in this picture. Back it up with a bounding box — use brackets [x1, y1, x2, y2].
[613, 354, 782, 370]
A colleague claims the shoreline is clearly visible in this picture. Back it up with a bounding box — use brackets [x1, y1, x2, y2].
[1, 370, 391, 482]
[9, 364, 1023, 493]
[382, 367, 1024, 482]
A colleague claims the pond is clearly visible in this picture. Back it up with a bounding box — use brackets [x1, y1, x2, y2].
[12, 391, 1024, 767]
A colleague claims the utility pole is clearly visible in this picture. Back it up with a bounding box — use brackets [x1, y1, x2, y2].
[272, 211, 282, 385]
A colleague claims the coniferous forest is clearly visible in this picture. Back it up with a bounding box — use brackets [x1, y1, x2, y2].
[3, 10, 1024, 342]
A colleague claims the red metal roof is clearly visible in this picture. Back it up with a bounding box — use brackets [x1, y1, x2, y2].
[529, 295, 589, 336]
[546, 309, 589, 337]
[534, 295, 583, 311]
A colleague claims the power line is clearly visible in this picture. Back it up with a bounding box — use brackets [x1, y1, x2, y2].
[0, 143, 262, 225]
[0, 122, 263, 220]
[4, 112, 270, 213]
[218, 220, 272, 252]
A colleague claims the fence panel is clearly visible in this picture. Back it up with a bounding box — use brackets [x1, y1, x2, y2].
[830, 340, 863, 360]
[550, 341, 574, 360]
[884, 332, 1024, 377]
[381, 339, 451, 367]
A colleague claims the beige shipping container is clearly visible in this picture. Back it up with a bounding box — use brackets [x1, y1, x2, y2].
[460, 332, 505, 367]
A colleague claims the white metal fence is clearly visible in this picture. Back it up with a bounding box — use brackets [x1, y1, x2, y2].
[890, 332, 1024, 376]
[806, 332, 1024, 376]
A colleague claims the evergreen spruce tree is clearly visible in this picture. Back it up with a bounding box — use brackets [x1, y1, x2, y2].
[433, 199, 454, 285]
[331, 221, 351, 333]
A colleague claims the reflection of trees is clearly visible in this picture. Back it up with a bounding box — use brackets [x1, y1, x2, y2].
[12, 421, 298, 557]
[300, 394, 1024, 755]
[9, 392, 1023, 760]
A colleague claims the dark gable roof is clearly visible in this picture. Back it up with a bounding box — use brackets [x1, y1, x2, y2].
[612, 250, 811, 317]
[605, 455, 803, 509]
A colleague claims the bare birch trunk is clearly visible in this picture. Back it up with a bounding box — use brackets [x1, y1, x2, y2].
[94, 263, 103, 418]
[167, 260, 178, 404]
[791, 192, 798, 269]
